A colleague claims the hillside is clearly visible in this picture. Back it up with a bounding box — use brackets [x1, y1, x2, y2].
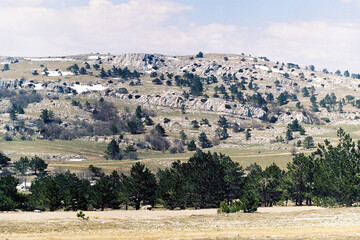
[0, 52, 359, 173]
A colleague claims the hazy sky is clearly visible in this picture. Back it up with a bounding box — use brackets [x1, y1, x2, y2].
[1, 0, 359, 73]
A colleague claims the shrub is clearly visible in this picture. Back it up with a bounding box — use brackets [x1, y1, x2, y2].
[118, 88, 128, 94]
[195, 52, 204, 58]
[152, 78, 162, 85]
[145, 133, 170, 151]
[3, 134, 13, 141]
[169, 143, 184, 154]
[217, 201, 242, 213]
[321, 117, 330, 123]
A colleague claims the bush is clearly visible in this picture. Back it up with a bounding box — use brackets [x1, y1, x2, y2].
[195, 52, 204, 58]
[145, 133, 170, 151]
[3, 134, 13, 141]
[169, 142, 184, 154]
[187, 140, 197, 151]
[117, 88, 128, 94]
[152, 78, 163, 85]
[217, 201, 242, 213]
[126, 151, 138, 160]
[321, 117, 331, 123]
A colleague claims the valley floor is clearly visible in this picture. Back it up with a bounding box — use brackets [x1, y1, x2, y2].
[1, 206, 360, 239]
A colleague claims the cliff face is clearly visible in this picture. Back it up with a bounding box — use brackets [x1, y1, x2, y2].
[112, 91, 267, 120]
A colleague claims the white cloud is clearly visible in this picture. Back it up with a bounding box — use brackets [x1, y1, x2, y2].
[255, 21, 360, 73]
[0, 0, 244, 57]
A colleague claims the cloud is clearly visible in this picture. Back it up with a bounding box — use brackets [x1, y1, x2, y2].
[0, 0, 244, 57]
[255, 21, 360, 73]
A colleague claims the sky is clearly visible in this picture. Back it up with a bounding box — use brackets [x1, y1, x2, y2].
[0, 0, 359, 73]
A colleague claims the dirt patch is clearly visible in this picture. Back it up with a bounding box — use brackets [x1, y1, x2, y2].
[1, 207, 360, 239]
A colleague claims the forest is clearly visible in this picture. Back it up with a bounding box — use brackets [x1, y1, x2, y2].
[0, 128, 359, 213]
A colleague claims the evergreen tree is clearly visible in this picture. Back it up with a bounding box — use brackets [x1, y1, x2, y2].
[40, 109, 54, 124]
[157, 162, 187, 210]
[3, 64, 9, 71]
[79, 67, 87, 75]
[284, 153, 314, 206]
[286, 129, 293, 141]
[135, 105, 143, 119]
[126, 119, 144, 134]
[0, 152, 10, 169]
[54, 171, 91, 211]
[29, 156, 48, 175]
[245, 129, 251, 141]
[29, 175, 61, 211]
[191, 120, 200, 129]
[313, 128, 360, 206]
[14, 157, 30, 175]
[215, 127, 229, 140]
[198, 132, 212, 148]
[277, 92, 288, 105]
[10, 109, 17, 120]
[109, 124, 118, 135]
[99, 68, 108, 78]
[180, 130, 187, 143]
[187, 140, 197, 151]
[154, 124, 166, 136]
[123, 162, 157, 210]
[302, 87, 310, 97]
[91, 171, 124, 211]
[217, 116, 229, 128]
[105, 139, 122, 160]
[195, 52, 204, 58]
[266, 93, 274, 103]
[0, 175, 22, 211]
[303, 136, 314, 149]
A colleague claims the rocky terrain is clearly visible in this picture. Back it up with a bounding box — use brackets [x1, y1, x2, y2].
[0, 52, 359, 170]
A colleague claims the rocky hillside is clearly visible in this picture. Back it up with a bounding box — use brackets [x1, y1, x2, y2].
[0, 52, 359, 164]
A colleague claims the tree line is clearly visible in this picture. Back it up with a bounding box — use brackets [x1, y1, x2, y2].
[0, 128, 359, 212]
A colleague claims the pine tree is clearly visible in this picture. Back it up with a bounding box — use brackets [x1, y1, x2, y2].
[0, 152, 11, 169]
[122, 162, 157, 210]
[286, 129, 293, 141]
[14, 157, 30, 175]
[105, 139, 122, 160]
[217, 116, 229, 128]
[245, 129, 251, 141]
[29, 156, 48, 175]
[99, 68, 108, 78]
[187, 140, 197, 151]
[198, 132, 212, 148]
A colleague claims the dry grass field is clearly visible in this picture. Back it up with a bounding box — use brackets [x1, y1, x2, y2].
[1, 206, 360, 240]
